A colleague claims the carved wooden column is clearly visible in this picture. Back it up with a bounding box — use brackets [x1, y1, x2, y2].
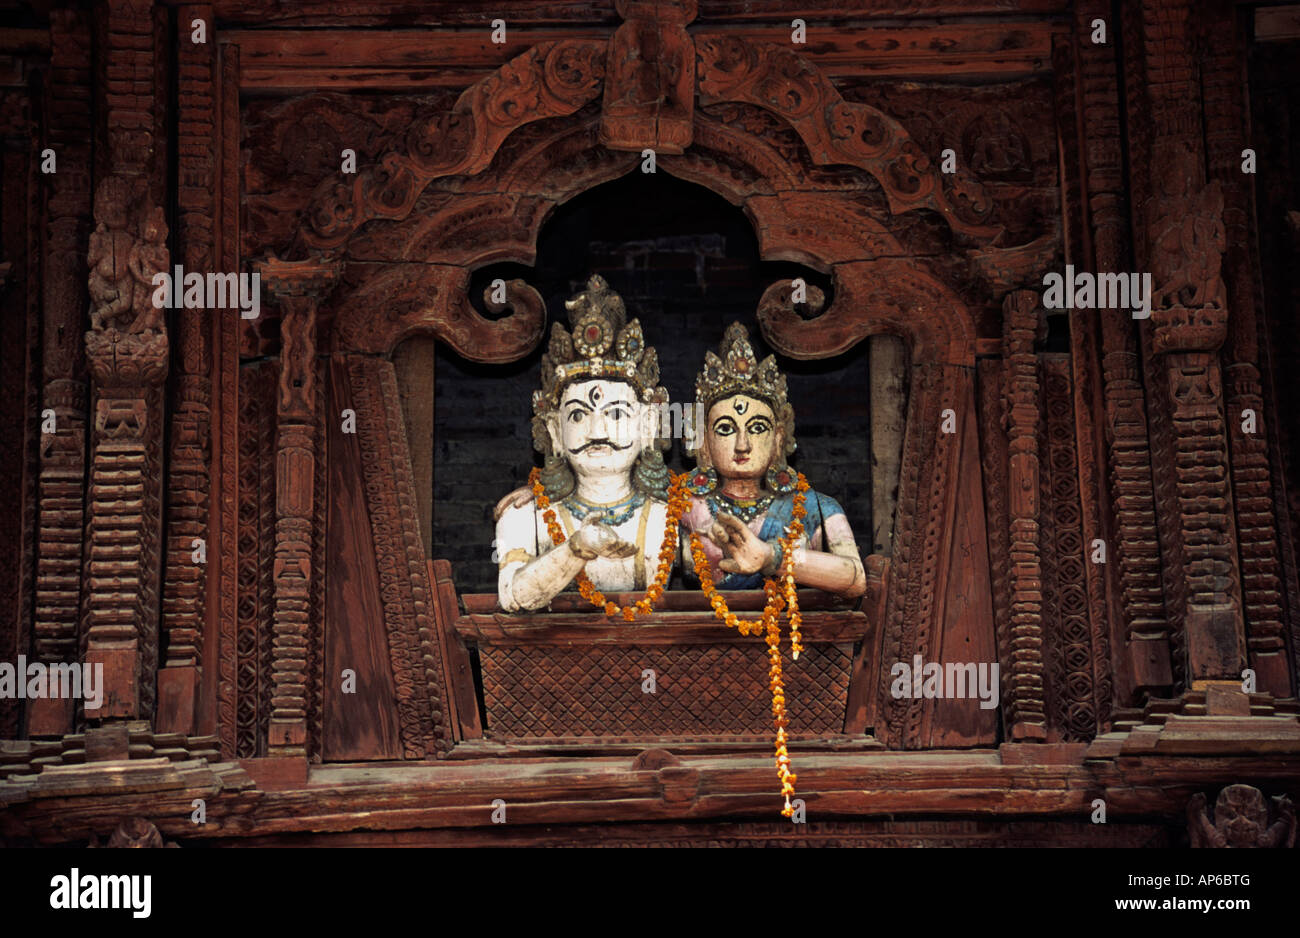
[157, 4, 217, 733]
[28, 9, 93, 736]
[259, 257, 340, 758]
[1201, 0, 1291, 698]
[1123, 0, 1247, 687]
[1002, 291, 1047, 740]
[1070, 0, 1171, 706]
[80, 0, 170, 723]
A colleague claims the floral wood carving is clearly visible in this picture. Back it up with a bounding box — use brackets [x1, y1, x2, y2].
[300, 40, 607, 253]
[695, 34, 1002, 243]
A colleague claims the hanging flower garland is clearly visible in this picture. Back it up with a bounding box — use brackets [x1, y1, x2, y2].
[690, 472, 810, 818]
[530, 466, 810, 817]
[529, 467, 692, 622]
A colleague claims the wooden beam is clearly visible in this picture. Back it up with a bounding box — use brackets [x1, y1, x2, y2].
[203, 1, 1069, 28]
[227, 21, 1061, 90]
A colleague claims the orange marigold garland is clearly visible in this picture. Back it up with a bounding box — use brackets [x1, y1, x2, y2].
[529, 467, 690, 621]
[531, 465, 810, 817]
[690, 471, 809, 817]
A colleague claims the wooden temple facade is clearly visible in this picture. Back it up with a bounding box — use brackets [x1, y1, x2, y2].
[1, 0, 1299, 847]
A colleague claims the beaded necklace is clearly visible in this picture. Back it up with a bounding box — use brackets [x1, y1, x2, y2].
[705, 490, 774, 524]
[530, 467, 690, 622]
[563, 490, 646, 527]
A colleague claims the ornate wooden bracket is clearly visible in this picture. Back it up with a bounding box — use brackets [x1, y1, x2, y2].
[331, 263, 545, 359]
[600, 0, 697, 154]
[756, 258, 976, 367]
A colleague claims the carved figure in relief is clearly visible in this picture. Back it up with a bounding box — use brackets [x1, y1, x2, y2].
[87, 177, 168, 334]
[494, 275, 673, 611]
[87, 179, 138, 332]
[128, 206, 169, 333]
[1187, 786, 1296, 848]
[682, 322, 866, 598]
[1150, 175, 1227, 313]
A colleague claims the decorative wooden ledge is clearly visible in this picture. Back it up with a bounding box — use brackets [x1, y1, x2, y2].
[452, 590, 873, 746]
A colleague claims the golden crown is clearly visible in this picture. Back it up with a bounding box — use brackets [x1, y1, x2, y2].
[695, 321, 788, 412]
[532, 274, 664, 416]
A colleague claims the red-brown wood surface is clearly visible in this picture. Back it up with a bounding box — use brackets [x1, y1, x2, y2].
[2, 0, 1300, 848]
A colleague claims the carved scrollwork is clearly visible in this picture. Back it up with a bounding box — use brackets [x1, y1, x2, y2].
[332, 264, 545, 361]
[757, 258, 975, 366]
[696, 34, 1001, 242]
[302, 40, 606, 252]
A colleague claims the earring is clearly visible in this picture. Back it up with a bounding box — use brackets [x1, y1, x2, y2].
[633, 448, 671, 499]
[686, 466, 718, 495]
[766, 464, 796, 494]
[539, 453, 575, 500]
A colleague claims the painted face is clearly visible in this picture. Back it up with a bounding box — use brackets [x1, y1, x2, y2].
[555, 379, 645, 478]
[705, 394, 778, 482]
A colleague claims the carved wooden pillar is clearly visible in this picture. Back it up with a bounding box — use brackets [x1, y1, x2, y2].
[80, 0, 169, 723]
[1201, 0, 1291, 698]
[1124, 0, 1248, 687]
[1002, 291, 1047, 740]
[29, 9, 93, 736]
[157, 4, 217, 733]
[1070, 0, 1172, 705]
[259, 257, 340, 758]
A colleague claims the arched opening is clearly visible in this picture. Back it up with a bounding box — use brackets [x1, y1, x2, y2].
[401, 170, 893, 594]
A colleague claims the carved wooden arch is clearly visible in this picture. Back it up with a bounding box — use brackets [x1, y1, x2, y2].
[306, 19, 1006, 360]
[329, 106, 975, 368]
[311, 20, 997, 754]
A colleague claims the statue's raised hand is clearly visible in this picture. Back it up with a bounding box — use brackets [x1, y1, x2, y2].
[709, 512, 774, 575]
[570, 516, 638, 561]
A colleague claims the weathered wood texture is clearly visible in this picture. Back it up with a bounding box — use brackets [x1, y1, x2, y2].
[1, 0, 1299, 847]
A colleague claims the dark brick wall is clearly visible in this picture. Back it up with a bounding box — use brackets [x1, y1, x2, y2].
[430, 172, 874, 594]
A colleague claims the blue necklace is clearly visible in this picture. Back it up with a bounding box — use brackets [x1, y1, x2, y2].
[563, 491, 646, 526]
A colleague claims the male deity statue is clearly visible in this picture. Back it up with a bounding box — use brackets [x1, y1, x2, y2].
[495, 275, 673, 612]
[683, 322, 866, 598]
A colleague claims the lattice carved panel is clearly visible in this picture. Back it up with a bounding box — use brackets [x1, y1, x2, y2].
[479, 643, 852, 739]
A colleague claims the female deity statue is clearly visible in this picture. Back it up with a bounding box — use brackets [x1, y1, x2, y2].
[683, 322, 866, 599]
[494, 275, 674, 612]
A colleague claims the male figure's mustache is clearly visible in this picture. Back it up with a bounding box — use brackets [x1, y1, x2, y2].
[568, 438, 632, 454]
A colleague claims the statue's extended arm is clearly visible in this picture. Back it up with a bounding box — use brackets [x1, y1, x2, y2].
[497, 503, 637, 612]
[790, 541, 865, 599]
[501, 538, 591, 612]
[710, 512, 866, 599]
